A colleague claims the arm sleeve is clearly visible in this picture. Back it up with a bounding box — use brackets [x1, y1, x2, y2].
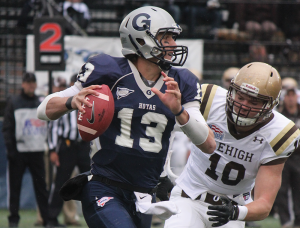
[57, 84, 81, 97]
[184, 101, 206, 124]
[37, 85, 81, 121]
[2, 97, 18, 154]
[173, 101, 207, 131]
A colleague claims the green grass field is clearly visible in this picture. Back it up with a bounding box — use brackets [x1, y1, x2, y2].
[0, 209, 281, 228]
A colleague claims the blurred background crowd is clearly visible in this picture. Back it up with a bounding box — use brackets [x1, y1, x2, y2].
[2, 0, 300, 113]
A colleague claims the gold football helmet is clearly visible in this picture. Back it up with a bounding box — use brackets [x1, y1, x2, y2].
[226, 62, 282, 126]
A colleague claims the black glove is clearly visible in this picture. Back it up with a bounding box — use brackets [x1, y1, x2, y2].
[207, 196, 239, 227]
[156, 176, 174, 201]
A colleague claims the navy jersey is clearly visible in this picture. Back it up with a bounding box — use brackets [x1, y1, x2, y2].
[77, 53, 201, 189]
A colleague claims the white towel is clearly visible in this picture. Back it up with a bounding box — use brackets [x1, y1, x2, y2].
[134, 192, 180, 220]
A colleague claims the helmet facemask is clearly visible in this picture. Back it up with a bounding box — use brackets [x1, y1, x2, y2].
[226, 82, 279, 127]
[149, 28, 188, 70]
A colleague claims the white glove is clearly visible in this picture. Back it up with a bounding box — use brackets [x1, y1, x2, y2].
[134, 192, 180, 220]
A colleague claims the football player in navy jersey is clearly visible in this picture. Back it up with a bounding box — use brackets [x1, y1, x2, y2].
[38, 6, 216, 228]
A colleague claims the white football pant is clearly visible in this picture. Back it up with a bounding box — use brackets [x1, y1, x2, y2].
[164, 186, 245, 228]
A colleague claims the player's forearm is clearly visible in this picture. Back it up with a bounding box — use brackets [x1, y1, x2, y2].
[46, 97, 70, 120]
[244, 164, 283, 221]
[178, 105, 216, 154]
[196, 127, 216, 154]
[175, 109, 189, 125]
[243, 198, 273, 221]
[37, 95, 71, 121]
[38, 86, 81, 121]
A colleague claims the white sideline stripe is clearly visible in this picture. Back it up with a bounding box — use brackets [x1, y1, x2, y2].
[92, 93, 109, 101]
[78, 124, 97, 135]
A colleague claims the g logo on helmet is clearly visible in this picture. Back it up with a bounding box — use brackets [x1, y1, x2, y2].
[132, 13, 151, 31]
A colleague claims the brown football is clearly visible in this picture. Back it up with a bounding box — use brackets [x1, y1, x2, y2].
[77, 85, 114, 141]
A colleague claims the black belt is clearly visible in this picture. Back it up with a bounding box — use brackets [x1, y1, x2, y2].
[90, 175, 157, 194]
[181, 190, 238, 206]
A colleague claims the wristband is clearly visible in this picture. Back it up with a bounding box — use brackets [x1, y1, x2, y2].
[175, 106, 184, 116]
[237, 206, 248, 221]
[65, 96, 74, 110]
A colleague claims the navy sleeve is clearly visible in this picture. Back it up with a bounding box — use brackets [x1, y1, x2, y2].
[77, 53, 123, 89]
[171, 68, 202, 105]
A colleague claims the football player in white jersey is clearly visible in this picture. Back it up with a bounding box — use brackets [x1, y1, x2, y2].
[164, 62, 300, 228]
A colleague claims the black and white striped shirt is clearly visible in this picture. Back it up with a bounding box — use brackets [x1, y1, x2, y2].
[47, 111, 81, 152]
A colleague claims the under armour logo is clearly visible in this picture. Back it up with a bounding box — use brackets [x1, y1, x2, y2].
[213, 196, 220, 202]
[253, 137, 264, 144]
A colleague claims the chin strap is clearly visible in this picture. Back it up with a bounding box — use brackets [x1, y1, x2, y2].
[157, 60, 171, 71]
[145, 58, 172, 71]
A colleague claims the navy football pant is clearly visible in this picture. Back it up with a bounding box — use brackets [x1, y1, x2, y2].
[81, 180, 153, 228]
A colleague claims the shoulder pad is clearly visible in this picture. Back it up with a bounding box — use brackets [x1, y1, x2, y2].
[200, 84, 219, 120]
[270, 121, 300, 155]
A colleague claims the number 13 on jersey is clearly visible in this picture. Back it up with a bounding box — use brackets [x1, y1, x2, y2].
[116, 108, 168, 153]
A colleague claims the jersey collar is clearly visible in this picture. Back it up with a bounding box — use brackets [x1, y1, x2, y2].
[128, 60, 165, 99]
[227, 110, 274, 139]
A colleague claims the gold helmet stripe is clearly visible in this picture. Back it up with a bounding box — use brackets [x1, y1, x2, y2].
[270, 121, 300, 155]
[200, 84, 218, 121]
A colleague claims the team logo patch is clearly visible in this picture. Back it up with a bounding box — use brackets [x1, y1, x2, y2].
[77, 62, 95, 83]
[243, 192, 250, 201]
[209, 124, 224, 140]
[96, 197, 114, 207]
[132, 13, 151, 31]
[116, 87, 134, 99]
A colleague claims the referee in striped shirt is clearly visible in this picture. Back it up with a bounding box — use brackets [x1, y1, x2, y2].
[46, 76, 91, 228]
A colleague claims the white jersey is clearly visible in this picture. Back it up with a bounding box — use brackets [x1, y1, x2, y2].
[176, 84, 300, 204]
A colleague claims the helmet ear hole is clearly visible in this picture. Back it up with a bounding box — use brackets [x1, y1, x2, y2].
[136, 38, 145, 46]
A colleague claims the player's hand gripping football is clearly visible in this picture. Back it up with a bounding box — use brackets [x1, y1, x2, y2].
[71, 85, 102, 113]
[207, 196, 239, 227]
[151, 71, 182, 115]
